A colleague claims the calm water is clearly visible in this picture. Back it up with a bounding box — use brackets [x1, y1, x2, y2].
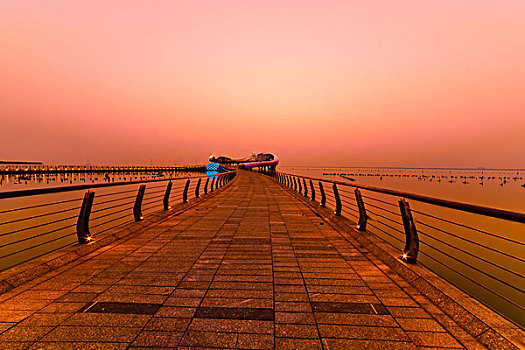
[281, 166, 524, 328]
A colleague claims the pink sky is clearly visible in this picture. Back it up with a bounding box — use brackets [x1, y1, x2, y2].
[1, 0, 524, 167]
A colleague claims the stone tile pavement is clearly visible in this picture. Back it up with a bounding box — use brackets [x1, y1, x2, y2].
[0, 171, 517, 349]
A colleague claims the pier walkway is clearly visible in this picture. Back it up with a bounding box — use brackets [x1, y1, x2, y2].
[0, 171, 519, 349]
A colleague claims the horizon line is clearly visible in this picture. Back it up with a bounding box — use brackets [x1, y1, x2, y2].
[279, 166, 525, 171]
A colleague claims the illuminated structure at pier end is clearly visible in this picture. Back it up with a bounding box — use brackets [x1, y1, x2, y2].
[209, 152, 279, 170]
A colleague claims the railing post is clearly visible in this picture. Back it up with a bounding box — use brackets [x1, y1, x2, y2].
[355, 189, 368, 231]
[204, 178, 209, 194]
[333, 183, 342, 216]
[76, 190, 95, 244]
[302, 178, 307, 197]
[134, 184, 146, 221]
[319, 181, 326, 207]
[210, 177, 215, 192]
[310, 180, 315, 201]
[293, 177, 297, 191]
[195, 178, 201, 198]
[215, 176, 220, 190]
[182, 179, 190, 203]
[298, 177, 302, 194]
[399, 198, 419, 263]
[163, 181, 172, 210]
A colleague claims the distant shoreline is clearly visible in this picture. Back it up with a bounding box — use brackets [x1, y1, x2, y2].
[0, 161, 43, 165]
[280, 166, 524, 171]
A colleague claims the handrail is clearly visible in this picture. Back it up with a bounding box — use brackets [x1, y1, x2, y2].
[0, 171, 236, 200]
[277, 171, 525, 224]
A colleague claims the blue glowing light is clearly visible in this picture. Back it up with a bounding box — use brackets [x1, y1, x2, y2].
[206, 162, 220, 171]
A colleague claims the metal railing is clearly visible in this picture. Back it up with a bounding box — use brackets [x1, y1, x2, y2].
[0, 170, 236, 272]
[266, 170, 525, 326]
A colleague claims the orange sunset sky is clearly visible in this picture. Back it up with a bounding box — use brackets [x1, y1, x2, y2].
[1, 0, 524, 168]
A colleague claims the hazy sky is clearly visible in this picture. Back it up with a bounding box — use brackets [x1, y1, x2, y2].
[1, 0, 524, 167]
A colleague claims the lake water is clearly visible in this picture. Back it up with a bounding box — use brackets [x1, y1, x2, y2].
[280, 166, 524, 328]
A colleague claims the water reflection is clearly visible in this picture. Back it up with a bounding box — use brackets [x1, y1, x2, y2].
[206, 170, 218, 178]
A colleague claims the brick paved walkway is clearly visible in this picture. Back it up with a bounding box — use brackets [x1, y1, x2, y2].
[0, 171, 499, 349]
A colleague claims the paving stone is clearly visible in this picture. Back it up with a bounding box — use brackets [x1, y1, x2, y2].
[275, 337, 323, 350]
[275, 302, 312, 312]
[406, 330, 463, 348]
[322, 338, 418, 349]
[318, 324, 409, 341]
[38, 303, 85, 314]
[311, 302, 389, 315]
[200, 297, 273, 309]
[0, 326, 53, 342]
[62, 313, 151, 327]
[237, 333, 274, 349]
[17, 313, 72, 327]
[0, 300, 50, 312]
[275, 312, 316, 325]
[143, 317, 191, 332]
[396, 317, 446, 332]
[194, 307, 274, 321]
[81, 301, 162, 315]
[41, 325, 141, 342]
[155, 306, 196, 318]
[131, 331, 184, 347]
[0, 311, 33, 323]
[179, 330, 237, 347]
[29, 342, 128, 349]
[315, 313, 398, 327]
[275, 324, 319, 338]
